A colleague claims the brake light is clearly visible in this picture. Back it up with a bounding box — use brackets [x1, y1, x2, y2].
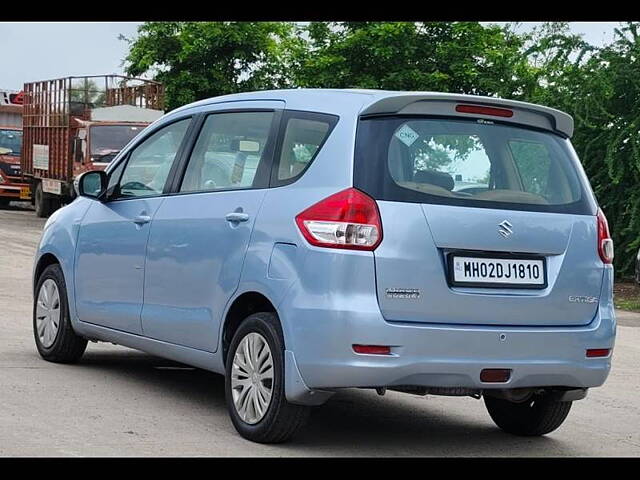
[597, 208, 614, 264]
[456, 104, 514, 118]
[295, 188, 382, 250]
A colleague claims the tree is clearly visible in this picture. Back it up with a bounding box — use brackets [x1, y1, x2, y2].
[538, 23, 640, 276]
[290, 22, 538, 100]
[122, 22, 295, 111]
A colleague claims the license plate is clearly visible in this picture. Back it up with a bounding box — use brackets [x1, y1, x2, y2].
[42, 179, 62, 195]
[449, 254, 546, 289]
[19, 186, 31, 200]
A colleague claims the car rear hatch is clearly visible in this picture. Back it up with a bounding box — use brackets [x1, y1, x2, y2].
[354, 94, 603, 327]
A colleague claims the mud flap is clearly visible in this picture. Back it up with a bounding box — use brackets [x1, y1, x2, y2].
[284, 349, 334, 406]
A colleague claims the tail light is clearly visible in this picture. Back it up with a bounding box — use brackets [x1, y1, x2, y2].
[295, 187, 382, 250]
[597, 208, 614, 264]
[455, 104, 514, 118]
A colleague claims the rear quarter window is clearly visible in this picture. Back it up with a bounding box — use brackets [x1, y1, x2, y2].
[354, 116, 595, 215]
[270, 111, 338, 187]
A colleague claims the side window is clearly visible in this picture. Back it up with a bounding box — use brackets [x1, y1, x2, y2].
[274, 113, 337, 185]
[180, 111, 275, 193]
[116, 118, 191, 198]
[509, 140, 551, 196]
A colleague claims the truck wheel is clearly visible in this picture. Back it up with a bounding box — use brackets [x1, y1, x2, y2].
[484, 393, 572, 436]
[225, 312, 310, 443]
[34, 182, 54, 218]
[33, 264, 87, 363]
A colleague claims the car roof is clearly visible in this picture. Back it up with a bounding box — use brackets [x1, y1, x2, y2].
[169, 88, 574, 137]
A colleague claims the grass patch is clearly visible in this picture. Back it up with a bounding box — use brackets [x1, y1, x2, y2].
[614, 282, 640, 312]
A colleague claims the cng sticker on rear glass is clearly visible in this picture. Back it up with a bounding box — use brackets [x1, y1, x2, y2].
[394, 124, 419, 147]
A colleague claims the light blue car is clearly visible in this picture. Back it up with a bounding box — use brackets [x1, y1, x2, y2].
[32, 89, 616, 443]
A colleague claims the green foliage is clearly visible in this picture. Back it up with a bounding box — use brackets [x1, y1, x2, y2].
[122, 22, 295, 111]
[534, 23, 640, 276]
[290, 22, 537, 98]
[122, 21, 640, 277]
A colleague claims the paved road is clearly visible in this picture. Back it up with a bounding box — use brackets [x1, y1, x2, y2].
[1, 203, 639, 456]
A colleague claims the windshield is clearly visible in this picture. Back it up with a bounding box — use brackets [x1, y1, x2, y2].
[90, 125, 145, 160]
[354, 117, 594, 215]
[0, 129, 22, 156]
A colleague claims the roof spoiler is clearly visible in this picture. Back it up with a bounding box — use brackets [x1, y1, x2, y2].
[359, 93, 574, 138]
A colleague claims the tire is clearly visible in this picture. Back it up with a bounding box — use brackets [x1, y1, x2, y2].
[34, 182, 55, 218]
[225, 312, 310, 443]
[484, 393, 572, 436]
[33, 263, 87, 363]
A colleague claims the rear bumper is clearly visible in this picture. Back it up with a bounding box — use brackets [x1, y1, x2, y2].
[280, 262, 616, 402]
[292, 314, 614, 391]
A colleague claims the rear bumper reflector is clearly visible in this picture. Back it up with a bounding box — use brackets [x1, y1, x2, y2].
[480, 368, 512, 383]
[353, 345, 391, 355]
[586, 348, 610, 358]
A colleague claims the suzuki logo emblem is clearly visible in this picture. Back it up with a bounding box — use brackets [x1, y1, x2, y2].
[498, 220, 513, 238]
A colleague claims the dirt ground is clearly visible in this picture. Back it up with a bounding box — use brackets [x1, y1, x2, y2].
[614, 282, 640, 313]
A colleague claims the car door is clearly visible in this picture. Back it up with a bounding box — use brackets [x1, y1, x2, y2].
[74, 117, 193, 334]
[141, 103, 282, 352]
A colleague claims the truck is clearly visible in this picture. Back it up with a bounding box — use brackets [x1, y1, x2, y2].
[0, 89, 31, 207]
[20, 75, 165, 217]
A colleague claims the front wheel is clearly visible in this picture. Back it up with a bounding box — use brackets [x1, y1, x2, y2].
[225, 312, 310, 443]
[33, 264, 87, 363]
[484, 393, 572, 436]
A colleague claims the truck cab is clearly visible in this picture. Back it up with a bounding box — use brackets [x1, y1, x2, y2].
[72, 121, 151, 174]
[0, 91, 30, 207]
[0, 126, 26, 205]
[20, 75, 165, 217]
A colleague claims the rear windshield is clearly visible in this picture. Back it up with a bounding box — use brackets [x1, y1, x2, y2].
[354, 117, 595, 214]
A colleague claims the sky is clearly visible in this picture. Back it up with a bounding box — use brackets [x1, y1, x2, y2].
[0, 21, 624, 91]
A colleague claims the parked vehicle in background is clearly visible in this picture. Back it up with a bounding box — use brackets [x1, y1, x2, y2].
[20, 75, 165, 217]
[33, 89, 616, 443]
[0, 89, 31, 206]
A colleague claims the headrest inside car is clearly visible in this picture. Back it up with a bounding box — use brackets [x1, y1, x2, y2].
[413, 170, 455, 191]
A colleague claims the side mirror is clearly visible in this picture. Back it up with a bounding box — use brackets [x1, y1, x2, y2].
[75, 170, 107, 200]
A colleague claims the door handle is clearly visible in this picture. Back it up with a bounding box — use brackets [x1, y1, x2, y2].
[133, 214, 152, 225]
[225, 212, 250, 223]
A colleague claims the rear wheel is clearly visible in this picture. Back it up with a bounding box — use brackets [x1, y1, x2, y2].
[33, 264, 87, 363]
[484, 393, 572, 436]
[225, 312, 310, 443]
